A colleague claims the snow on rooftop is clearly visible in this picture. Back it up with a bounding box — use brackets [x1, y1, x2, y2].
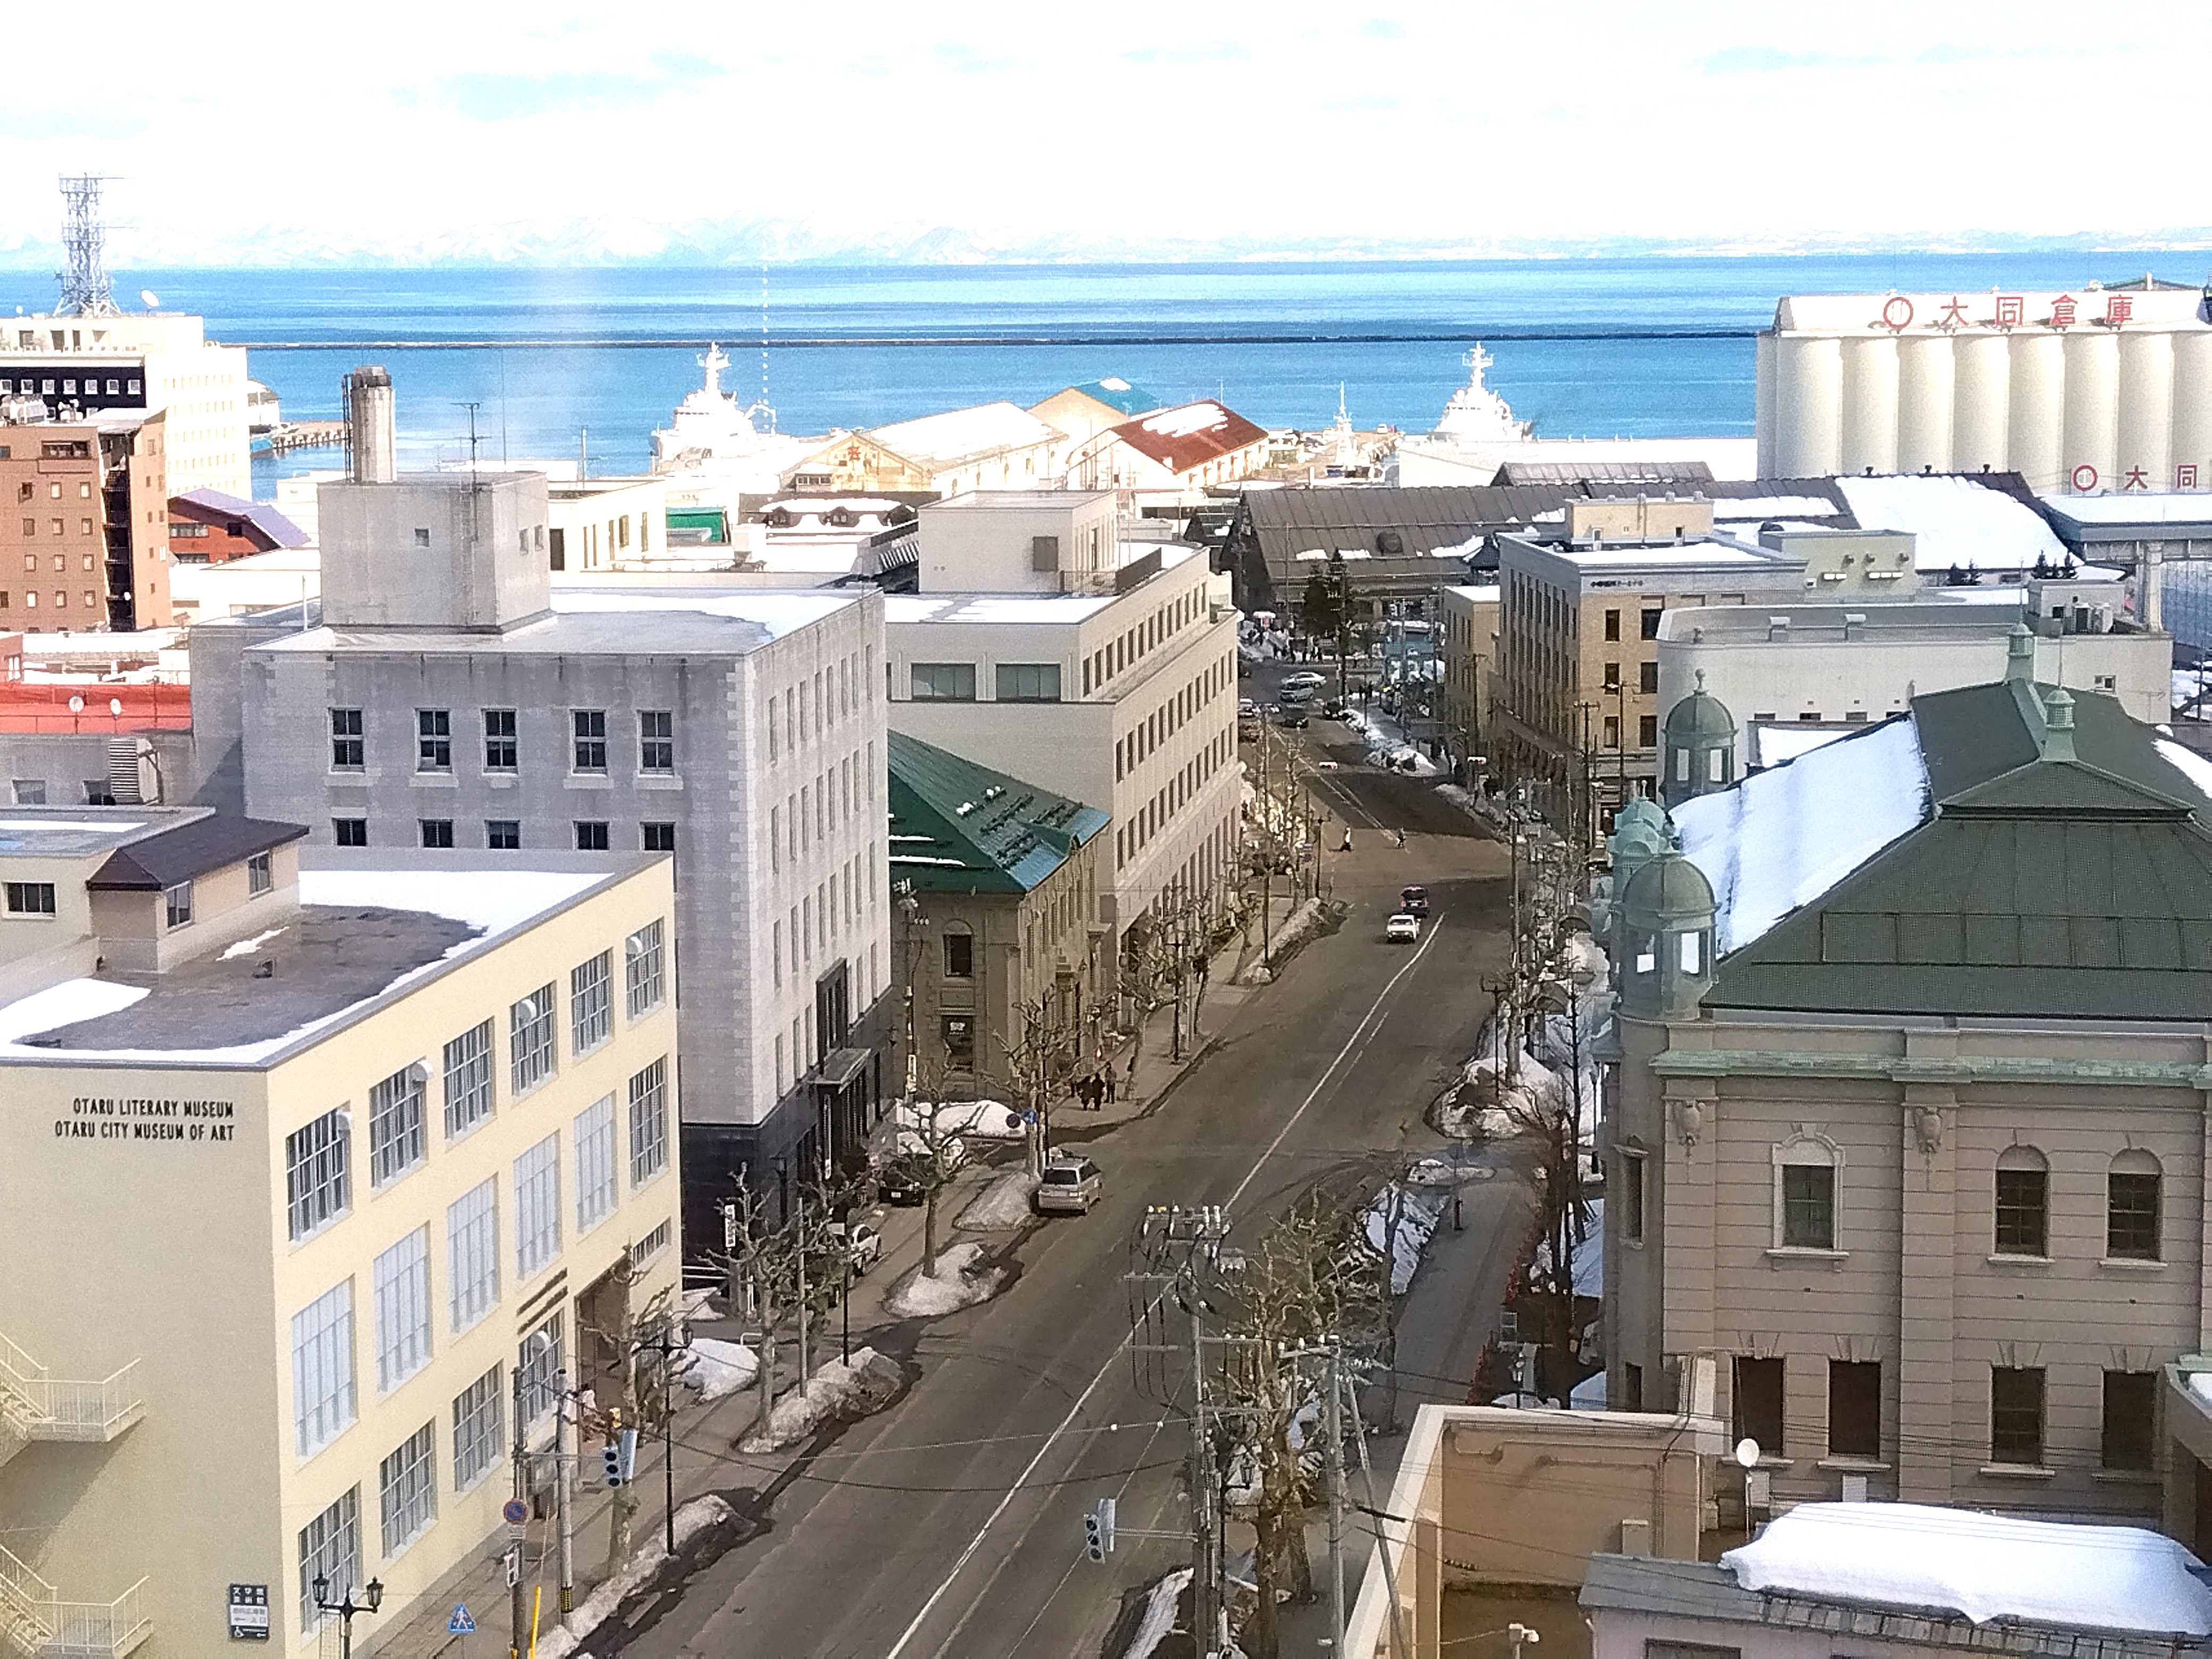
[551, 588, 855, 640]
[1836, 474, 2068, 572]
[2043, 492, 2212, 526]
[886, 593, 1116, 625]
[2155, 738, 2212, 807]
[1749, 724, 1854, 766]
[1674, 715, 1930, 954]
[872, 401, 1059, 467]
[0, 818, 145, 837]
[1139, 401, 1235, 439]
[1711, 495, 1845, 519]
[1723, 1502, 2212, 1636]
[1565, 542, 1777, 568]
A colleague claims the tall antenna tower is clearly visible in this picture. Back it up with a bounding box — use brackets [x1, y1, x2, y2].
[56, 175, 119, 317]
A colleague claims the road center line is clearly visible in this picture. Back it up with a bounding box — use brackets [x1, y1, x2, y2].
[883, 917, 1445, 1658]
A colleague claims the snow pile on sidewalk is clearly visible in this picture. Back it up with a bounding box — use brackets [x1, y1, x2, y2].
[1532, 1198, 1605, 1297]
[1122, 1568, 1196, 1659]
[1343, 707, 1442, 776]
[1439, 1051, 1559, 1139]
[738, 1346, 903, 1453]
[1237, 896, 1326, 984]
[535, 1494, 735, 1657]
[1363, 1183, 1448, 1295]
[957, 1169, 1040, 1230]
[884, 1240, 1005, 1319]
[677, 1336, 759, 1402]
[899, 1098, 1025, 1141]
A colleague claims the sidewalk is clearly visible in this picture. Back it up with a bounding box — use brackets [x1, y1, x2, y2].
[370, 924, 1295, 1657]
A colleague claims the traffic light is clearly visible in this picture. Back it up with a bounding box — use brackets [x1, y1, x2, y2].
[1083, 1497, 1116, 1562]
[602, 1441, 623, 1486]
[601, 1416, 638, 1486]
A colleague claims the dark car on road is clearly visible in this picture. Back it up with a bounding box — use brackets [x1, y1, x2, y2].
[1400, 885, 1430, 917]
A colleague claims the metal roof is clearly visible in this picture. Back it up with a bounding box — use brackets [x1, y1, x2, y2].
[1493, 459, 1715, 485]
[885, 732, 1108, 895]
[172, 488, 309, 550]
[1109, 402, 1268, 475]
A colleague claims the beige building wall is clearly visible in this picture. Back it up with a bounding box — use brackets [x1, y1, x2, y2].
[0, 857, 681, 1655]
[1439, 583, 1498, 769]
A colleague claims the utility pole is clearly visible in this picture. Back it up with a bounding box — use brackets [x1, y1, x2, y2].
[509, 1361, 530, 1659]
[1189, 1294, 1218, 1657]
[557, 1351, 575, 1615]
[1325, 1340, 1346, 1652]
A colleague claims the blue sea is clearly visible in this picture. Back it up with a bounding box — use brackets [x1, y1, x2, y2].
[4, 253, 2184, 490]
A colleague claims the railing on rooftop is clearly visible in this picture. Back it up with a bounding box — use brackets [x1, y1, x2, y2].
[0, 1547, 150, 1659]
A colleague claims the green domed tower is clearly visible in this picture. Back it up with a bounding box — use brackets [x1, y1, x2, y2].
[1661, 671, 1738, 808]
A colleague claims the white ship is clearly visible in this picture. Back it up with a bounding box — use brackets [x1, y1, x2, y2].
[1429, 345, 1532, 447]
[650, 344, 822, 504]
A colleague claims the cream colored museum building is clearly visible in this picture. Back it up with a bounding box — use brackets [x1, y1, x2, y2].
[0, 808, 680, 1656]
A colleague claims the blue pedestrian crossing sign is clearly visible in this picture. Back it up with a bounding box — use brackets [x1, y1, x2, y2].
[447, 1604, 476, 1634]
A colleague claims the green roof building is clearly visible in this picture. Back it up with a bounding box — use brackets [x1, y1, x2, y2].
[1606, 652, 2212, 1534]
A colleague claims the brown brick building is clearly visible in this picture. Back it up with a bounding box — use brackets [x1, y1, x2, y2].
[0, 408, 171, 633]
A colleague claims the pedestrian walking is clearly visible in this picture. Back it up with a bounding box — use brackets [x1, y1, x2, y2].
[1394, 827, 1408, 850]
[1339, 826, 1353, 852]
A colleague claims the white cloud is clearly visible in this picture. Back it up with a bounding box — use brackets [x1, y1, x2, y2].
[9, 0, 2212, 258]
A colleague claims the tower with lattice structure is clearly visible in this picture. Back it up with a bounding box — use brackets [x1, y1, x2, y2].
[55, 174, 118, 317]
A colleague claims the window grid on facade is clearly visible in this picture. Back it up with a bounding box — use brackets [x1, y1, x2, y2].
[451, 1365, 502, 1491]
[371, 1227, 431, 1394]
[574, 820, 610, 851]
[572, 709, 608, 772]
[367, 1065, 426, 1186]
[291, 1280, 356, 1458]
[510, 985, 556, 1096]
[247, 851, 272, 895]
[639, 709, 674, 772]
[629, 1058, 669, 1187]
[514, 1134, 561, 1279]
[519, 1312, 563, 1426]
[331, 708, 364, 769]
[442, 1020, 493, 1138]
[488, 819, 521, 850]
[4, 880, 55, 914]
[2109, 1164, 2161, 1261]
[1990, 1367, 2045, 1465]
[1732, 1356, 1783, 1457]
[164, 880, 193, 928]
[625, 919, 665, 1018]
[297, 1488, 361, 1633]
[417, 708, 452, 771]
[1995, 1164, 2049, 1256]
[286, 1107, 350, 1242]
[1781, 1165, 1833, 1250]
[571, 951, 613, 1055]
[642, 821, 675, 853]
[575, 1094, 617, 1234]
[334, 817, 368, 847]
[1827, 1360, 1881, 1459]
[2102, 1370, 2157, 1471]
[483, 709, 517, 771]
[446, 1178, 499, 1334]
[379, 1421, 437, 1557]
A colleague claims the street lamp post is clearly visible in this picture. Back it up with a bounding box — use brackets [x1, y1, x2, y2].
[311, 1574, 383, 1659]
[630, 1315, 691, 1561]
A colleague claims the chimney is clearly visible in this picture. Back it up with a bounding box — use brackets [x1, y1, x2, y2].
[2005, 620, 2035, 682]
[344, 365, 396, 484]
[2040, 685, 2077, 762]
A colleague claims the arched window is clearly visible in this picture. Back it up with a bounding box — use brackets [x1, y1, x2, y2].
[1995, 1145, 2049, 1257]
[942, 923, 974, 981]
[2107, 1149, 2161, 1261]
[1773, 1135, 1839, 1251]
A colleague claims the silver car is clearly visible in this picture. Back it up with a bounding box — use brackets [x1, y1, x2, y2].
[1035, 1155, 1103, 1214]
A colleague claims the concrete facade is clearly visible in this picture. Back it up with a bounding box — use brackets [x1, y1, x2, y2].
[1438, 582, 1498, 773]
[913, 490, 1116, 594]
[0, 407, 172, 633]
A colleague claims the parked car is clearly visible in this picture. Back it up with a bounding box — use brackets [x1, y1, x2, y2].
[1400, 885, 1430, 917]
[1239, 697, 1260, 718]
[1035, 1154, 1104, 1214]
[830, 1217, 884, 1275]
[1385, 912, 1421, 943]
[1282, 671, 1327, 690]
[1274, 706, 1309, 728]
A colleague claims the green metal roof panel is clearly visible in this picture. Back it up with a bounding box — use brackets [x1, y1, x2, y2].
[884, 731, 1108, 895]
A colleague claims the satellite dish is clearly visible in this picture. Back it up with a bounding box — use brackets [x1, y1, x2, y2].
[67, 695, 83, 714]
[108, 698, 122, 717]
[139, 290, 160, 309]
[1733, 1437, 1762, 1469]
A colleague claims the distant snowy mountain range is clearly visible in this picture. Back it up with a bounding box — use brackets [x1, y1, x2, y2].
[1, 217, 2209, 269]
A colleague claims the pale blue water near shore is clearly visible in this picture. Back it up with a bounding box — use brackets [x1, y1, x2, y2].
[3, 254, 2187, 487]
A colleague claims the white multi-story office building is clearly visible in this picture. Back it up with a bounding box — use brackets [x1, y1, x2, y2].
[192, 457, 890, 1250]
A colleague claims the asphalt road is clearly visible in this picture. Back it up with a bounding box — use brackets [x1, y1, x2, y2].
[606, 731, 1510, 1659]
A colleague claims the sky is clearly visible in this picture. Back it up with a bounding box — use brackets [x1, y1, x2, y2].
[8, 0, 2212, 261]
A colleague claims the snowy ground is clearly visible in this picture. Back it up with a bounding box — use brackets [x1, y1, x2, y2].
[957, 1169, 1039, 1230]
[1237, 896, 1325, 985]
[736, 1346, 904, 1453]
[884, 1240, 1006, 1319]
[1363, 1182, 1448, 1295]
[1340, 707, 1442, 776]
[537, 1495, 735, 1657]
[898, 1099, 1026, 1141]
[1121, 1569, 1196, 1659]
[677, 1336, 759, 1402]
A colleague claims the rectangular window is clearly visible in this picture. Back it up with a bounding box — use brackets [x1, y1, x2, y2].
[1602, 661, 1621, 689]
[572, 709, 608, 772]
[571, 951, 613, 1055]
[1991, 1367, 2046, 1466]
[1604, 608, 1621, 641]
[451, 1365, 502, 1491]
[291, 1280, 357, 1457]
[1996, 1168, 2049, 1256]
[1732, 1356, 1783, 1457]
[574, 820, 610, 851]
[633, 1219, 672, 1264]
[297, 1489, 361, 1633]
[575, 1095, 617, 1233]
[247, 850, 273, 895]
[164, 880, 193, 928]
[367, 1065, 426, 1186]
[639, 709, 674, 772]
[1639, 660, 1658, 694]
[625, 919, 666, 1018]
[510, 984, 556, 1096]
[1640, 607, 1663, 640]
[2102, 1370, 2157, 1472]
[1621, 1150, 1645, 1242]
[910, 661, 978, 701]
[419, 818, 454, 849]
[446, 1178, 498, 1334]
[331, 708, 364, 769]
[1638, 714, 1658, 748]
[483, 709, 517, 771]
[416, 708, 451, 771]
[10, 781, 44, 806]
[487, 819, 520, 850]
[4, 881, 55, 915]
[372, 1227, 431, 1395]
[1781, 1165, 1833, 1249]
[518, 1312, 563, 1426]
[286, 1106, 350, 1242]
[514, 1134, 561, 1279]
[629, 1058, 669, 1187]
[442, 1020, 493, 1138]
[944, 932, 974, 978]
[379, 1420, 437, 1557]
[333, 817, 368, 847]
[2109, 1170, 2161, 1261]
[1828, 1360, 1881, 1459]
[995, 662, 1062, 702]
[642, 821, 675, 853]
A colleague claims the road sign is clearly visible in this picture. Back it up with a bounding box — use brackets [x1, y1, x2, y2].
[504, 1549, 521, 1588]
[227, 1583, 270, 1641]
[501, 1498, 529, 1525]
[447, 1604, 476, 1635]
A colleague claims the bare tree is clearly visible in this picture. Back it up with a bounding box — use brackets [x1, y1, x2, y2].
[887, 1062, 971, 1276]
[993, 988, 1079, 1177]
[574, 1258, 678, 1575]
